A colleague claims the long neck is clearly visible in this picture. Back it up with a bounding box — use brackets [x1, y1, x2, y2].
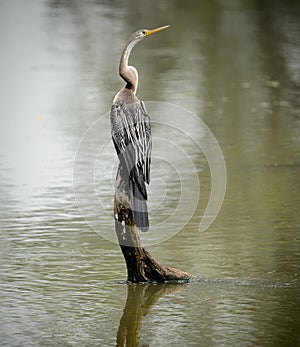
[119, 39, 138, 93]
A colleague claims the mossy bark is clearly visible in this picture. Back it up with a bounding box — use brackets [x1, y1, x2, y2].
[114, 166, 190, 283]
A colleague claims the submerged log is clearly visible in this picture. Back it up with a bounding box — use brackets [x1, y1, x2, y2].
[114, 166, 190, 283]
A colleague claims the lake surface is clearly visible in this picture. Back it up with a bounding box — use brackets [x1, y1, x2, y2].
[0, 0, 299, 346]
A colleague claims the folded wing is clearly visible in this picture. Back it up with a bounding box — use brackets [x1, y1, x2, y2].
[110, 101, 151, 231]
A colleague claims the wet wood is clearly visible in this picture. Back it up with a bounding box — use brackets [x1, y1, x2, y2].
[114, 166, 191, 283]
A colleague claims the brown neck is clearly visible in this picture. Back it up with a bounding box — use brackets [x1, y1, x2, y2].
[119, 39, 138, 93]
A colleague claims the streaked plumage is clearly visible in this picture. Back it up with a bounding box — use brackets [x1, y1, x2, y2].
[111, 101, 151, 231]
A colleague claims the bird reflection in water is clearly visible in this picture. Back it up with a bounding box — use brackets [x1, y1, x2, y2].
[116, 283, 187, 346]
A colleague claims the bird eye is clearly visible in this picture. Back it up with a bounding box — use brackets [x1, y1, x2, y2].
[142, 30, 146, 35]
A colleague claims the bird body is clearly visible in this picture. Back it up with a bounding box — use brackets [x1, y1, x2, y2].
[110, 25, 169, 232]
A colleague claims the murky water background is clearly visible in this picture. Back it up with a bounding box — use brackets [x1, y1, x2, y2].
[0, 0, 299, 346]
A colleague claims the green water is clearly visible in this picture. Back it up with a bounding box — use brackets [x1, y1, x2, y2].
[0, 0, 299, 346]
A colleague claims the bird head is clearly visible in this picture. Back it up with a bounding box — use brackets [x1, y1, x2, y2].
[129, 25, 170, 44]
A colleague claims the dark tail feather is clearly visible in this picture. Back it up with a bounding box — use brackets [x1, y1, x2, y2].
[130, 179, 149, 232]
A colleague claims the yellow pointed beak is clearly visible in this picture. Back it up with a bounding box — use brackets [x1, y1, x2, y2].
[145, 25, 170, 36]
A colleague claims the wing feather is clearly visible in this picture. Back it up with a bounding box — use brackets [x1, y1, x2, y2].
[110, 101, 151, 188]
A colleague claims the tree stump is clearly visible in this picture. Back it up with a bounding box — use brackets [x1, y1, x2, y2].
[114, 166, 191, 283]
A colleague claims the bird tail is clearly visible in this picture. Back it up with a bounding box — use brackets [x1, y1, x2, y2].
[130, 177, 149, 232]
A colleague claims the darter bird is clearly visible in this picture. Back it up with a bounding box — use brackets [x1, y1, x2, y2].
[110, 25, 169, 232]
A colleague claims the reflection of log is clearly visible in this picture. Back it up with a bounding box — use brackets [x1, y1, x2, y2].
[114, 166, 190, 283]
[116, 283, 187, 347]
